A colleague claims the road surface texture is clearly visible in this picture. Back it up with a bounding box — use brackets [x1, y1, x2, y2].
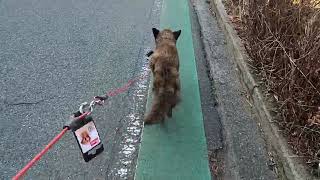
[0, 0, 161, 179]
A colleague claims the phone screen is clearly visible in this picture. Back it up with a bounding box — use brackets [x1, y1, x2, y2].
[74, 121, 101, 153]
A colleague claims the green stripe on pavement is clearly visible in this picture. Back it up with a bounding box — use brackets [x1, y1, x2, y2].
[135, 0, 211, 179]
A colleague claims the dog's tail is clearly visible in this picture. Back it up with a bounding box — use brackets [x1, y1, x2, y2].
[144, 87, 175, 124]
[144, 65, 180, 124]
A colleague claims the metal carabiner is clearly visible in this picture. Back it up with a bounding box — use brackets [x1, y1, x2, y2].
[89, 100, 96, 112]
[79, 102, 90, 114]
[79, 96, 108, 114]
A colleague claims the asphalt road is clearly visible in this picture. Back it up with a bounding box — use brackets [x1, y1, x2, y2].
[0, 0, 161, 179]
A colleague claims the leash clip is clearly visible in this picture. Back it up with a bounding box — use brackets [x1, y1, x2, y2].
[79, 102, 91, 114]
[79, 95, 109, 114]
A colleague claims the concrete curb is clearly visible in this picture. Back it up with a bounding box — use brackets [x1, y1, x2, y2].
[193, 0, 276, 179]
[208, 0, 314, 179]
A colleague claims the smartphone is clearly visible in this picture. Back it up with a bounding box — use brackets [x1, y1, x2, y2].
[72, 116, 104, 162]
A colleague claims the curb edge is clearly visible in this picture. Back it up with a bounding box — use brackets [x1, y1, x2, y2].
[209, 0, 314, 179]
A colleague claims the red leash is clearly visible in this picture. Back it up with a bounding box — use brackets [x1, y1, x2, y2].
[107, 73, 148, 97]
[12, 112, 90, 180]
[12, 128, 68, 180]
[12, 73, 148, 179]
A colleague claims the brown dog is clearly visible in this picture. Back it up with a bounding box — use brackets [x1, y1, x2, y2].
[80, 131, 91, 145]
[144, 28, 181, 124]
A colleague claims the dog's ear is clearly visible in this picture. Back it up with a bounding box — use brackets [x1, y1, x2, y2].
[173, 30, 181, 40]
[152, 28, 160, 39]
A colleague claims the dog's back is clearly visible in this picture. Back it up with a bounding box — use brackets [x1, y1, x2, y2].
[144, 28, 181, 124]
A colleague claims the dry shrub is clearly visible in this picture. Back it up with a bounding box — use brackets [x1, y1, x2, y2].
[225, 0, 320, 170]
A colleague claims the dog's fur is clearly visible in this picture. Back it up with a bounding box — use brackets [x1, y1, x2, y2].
[144, 28, 181, 124]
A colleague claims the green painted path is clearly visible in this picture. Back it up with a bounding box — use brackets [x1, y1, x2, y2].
[135, 0, 211, 179]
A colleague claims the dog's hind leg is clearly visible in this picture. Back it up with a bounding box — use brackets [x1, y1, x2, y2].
[167, 107, 172, 118]
[144, 96, 165, 124]
[171, 78, 181, 109]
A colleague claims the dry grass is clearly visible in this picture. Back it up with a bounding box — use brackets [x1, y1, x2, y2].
[224, 0, 320, 174]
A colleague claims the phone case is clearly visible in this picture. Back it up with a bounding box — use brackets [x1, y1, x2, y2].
[71, 116, 104, 162]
